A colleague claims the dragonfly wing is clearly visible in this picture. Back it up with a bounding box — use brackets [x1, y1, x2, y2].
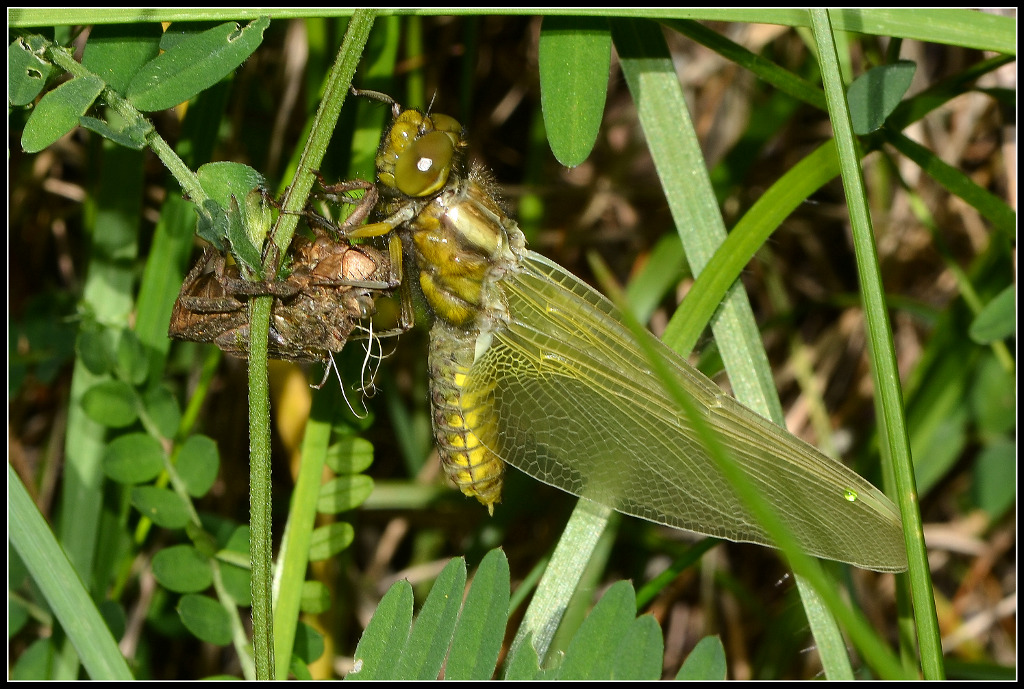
[461, 250, 906, 572]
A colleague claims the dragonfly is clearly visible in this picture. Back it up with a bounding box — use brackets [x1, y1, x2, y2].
[334, 90, 907, 573]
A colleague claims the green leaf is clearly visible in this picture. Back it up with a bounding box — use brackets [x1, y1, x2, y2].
[9, 595, 29, 638]
[326, 436, 375, 474]
[77, 325, 116, 376]
[11, 293, 77, 389]
[292, 622, 326, 665]
[11, 638, 57, 680]
[81, 379, 140, 428]
[197, 198, 228, 250]
[152, 544, 213, 593]
[22, 74, 105, 153]
[176, 434, 220, 497]
[9, 36, 55, 107]
[177, 593, 232, 646]
[971, 437, 1015, 521]
[116, 329, 149, 386]
[79, 115, 151, 149]
[348, 580, 414, 680]
[159, 21, 223, 51]
[625, 233, 687, 323]
[612, 615, 663, 679]
[224, 524, 251, 556]
[126, 16, 270, 112]
[197, 161, 269, 209]
[676, 635, 727, 680]
[98, 601, 127, 642]
[102, 432, 165, 484]
[197, 162, 269, 262]
[317, 474, 374, 514]
[308, 522, 355, 562]
[502, 632, 543, 680]
[912, 402, 969, 498]
[188, 522, 218, 559]
[289, 657, 313, 681]
[554, 581, 661, 680]
[538, 16, 611, 167]
[81, 22, 162, 94]
[969, 284, 1015, 344]
[300, 580, 331, 614]
[141, 384, 181, 440]
[219, 556, 250, 606]
[446, 548, 510, 680]
[224, 194, 263, 275]
[396, 557, 466, 679]
[130, 485, 190, 529]
[848, 60, 916, 134]
[969, 354, 1016, 437]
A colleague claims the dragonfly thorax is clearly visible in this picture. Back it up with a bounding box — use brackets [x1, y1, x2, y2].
[403, 171, 523, 329]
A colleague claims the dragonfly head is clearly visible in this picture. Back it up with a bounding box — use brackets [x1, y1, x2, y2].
[376, 109, 466, 198]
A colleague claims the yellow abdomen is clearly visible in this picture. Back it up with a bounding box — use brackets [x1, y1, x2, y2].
[428, 323, 504, 511]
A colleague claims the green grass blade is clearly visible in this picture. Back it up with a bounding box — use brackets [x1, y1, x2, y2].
[271, 389, 334, 679]
[612, 18, 784, 419]
[809, 9, 942, 678]
[508, 499, 613, 664]
[662, 141, 840, 355]
[10, 466, 134, 680]
[613, 15, 899, 679]
[884, 130, 1015, 236]
[665, 18, 827, 109]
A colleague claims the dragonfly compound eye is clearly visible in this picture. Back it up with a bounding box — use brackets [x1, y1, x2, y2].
[395, 130, 455, 197]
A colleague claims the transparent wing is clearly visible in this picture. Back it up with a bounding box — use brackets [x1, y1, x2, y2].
[462, 250, 906, 572]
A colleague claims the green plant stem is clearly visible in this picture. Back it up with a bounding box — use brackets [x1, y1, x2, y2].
[809, 9, 942, 679]
[267, 10, 377, 274]
[247, 293, 275, 680]
[258, 13, 377, 679]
